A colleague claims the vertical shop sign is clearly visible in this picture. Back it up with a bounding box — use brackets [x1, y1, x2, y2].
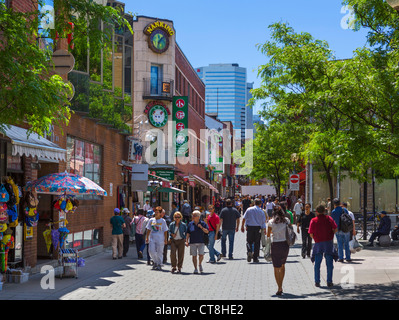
[173, 96, 189, 157]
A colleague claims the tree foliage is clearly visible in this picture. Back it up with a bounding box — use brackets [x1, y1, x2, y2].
[0, 0, 132, 136]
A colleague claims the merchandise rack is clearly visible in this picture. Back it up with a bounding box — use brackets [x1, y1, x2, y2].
[58, 248, 78, 279]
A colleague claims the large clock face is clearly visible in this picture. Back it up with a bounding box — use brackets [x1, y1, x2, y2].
[148, 104, 168, 128]
[149, 29, 169, 53]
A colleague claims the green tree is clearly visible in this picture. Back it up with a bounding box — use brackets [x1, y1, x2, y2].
[0, 0, 132, 136]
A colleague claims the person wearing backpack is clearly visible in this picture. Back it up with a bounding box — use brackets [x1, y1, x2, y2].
[181, 200, 192, 224]
[331, 198, 352, 262]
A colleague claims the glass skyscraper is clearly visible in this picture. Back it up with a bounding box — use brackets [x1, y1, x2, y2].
[196, 63, 252, 140]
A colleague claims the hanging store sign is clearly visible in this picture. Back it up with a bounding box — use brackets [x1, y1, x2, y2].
[173, 96, 188, 157]
[144, 101, 171, 128]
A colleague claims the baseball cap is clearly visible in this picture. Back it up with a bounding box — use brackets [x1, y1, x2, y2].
[114, 208, 120, 214]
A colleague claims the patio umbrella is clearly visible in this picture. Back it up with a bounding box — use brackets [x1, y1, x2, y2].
[24, 171, 107, 196]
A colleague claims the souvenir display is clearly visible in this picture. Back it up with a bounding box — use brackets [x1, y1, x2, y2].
[0, 177, 23, 277]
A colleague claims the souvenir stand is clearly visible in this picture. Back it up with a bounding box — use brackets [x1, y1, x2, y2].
[25, 171, 107, 280]
[0, 176, 28, 284]
[53, 195, 79, 279]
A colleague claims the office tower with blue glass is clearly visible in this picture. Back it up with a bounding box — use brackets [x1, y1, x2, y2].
[196, 63, 253, 141]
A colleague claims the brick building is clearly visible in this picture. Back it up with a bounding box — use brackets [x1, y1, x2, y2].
[0, 0, 133, 269]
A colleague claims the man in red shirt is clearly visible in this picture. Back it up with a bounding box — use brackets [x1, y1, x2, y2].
[206, 205, 222, 263]
[308, 204, 338, 288]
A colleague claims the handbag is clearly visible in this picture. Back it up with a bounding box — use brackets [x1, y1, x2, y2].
[285, 222, 296, 246]
[262, 237, 272, 261]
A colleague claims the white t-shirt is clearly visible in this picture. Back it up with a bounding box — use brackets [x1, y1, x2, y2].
[294, 202, 303, 215]
[268, 218, 290, 242]
[266, 202, 274, 210]
[146, 218, 168, 242]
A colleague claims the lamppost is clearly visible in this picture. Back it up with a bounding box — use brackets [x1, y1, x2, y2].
[387, 0, 399, 11]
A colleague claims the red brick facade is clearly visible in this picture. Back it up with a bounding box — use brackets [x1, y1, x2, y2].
[175, 44, 206, 180]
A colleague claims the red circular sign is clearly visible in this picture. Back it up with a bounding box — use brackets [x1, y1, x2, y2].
[176, 99, 186, 108]
[175, 110, 185, 119]
[290, 174, 299, 183]
[176, 123, 185, 131]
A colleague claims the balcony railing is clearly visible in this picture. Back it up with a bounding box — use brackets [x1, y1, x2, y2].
[143, 78, 174, 101]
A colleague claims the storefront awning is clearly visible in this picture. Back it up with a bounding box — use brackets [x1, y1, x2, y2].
[192, 174, 219, 193]
[2, 125, 66, 161]
[148, 185, 185, 193]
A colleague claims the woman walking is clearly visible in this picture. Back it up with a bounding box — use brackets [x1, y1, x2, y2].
[145, 206, 168, 271]
[133, 209, 147, 259]
[267, 206, 290, 296]
[206, 204, 221, 263]
[169, 211, 187, 273]
[296, 203, 316, 259]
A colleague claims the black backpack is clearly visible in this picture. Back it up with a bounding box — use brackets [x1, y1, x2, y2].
[340, 211, 353, 233]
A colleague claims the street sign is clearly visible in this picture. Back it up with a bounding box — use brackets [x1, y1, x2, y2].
[289, 174, 300, 191]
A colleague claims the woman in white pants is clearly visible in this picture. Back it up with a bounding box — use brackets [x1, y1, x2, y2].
[146, 206, 168, 270]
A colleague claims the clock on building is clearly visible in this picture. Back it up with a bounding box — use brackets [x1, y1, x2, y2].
[144, 20, 174, 54]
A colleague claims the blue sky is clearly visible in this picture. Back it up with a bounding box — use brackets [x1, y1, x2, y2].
[125, 0, 369, 115]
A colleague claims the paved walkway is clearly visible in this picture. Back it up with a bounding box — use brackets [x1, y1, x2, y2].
[0, 221, 398, 300]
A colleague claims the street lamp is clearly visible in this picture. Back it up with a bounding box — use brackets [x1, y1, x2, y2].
[387, 0, 399, 11]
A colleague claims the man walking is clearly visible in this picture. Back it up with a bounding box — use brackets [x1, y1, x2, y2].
[331, 198, 352, 262]
[121, 208, 132, 257]
[293, 199, 303, 224]
[181, 200, 192, 224]
[110, 208, 126, 260]
[241, 198, 267, 263]
[309, 205, 338, 287]
[219, 199, 240, 259]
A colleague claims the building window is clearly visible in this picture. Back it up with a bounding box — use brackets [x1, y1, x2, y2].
[151, 64, 163, 95]
[65, 228, 102, 249]
[67, 135, 102, 187]
[38, 0, 54, 52]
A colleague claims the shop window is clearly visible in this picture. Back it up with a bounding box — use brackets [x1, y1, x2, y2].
[65, 229, 101, 250]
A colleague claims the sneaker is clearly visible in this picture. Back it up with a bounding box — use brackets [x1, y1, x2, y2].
[338, 259, 344, 263]
[207, 260, 216, 264]
[138, 251, 143, 259]
[327, 282, 334, 287]
[253, 258, 259, 263]
[171, 268, 176, 274]
[217, 254, 222, 262]
[199, 264, 203, 273]
[247, 252, 253, 262]
[315, 282, 320, 287]
[193, 269, 199, 274]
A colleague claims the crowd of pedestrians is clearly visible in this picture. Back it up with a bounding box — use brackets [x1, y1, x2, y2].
[108, 193, 393, 296]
